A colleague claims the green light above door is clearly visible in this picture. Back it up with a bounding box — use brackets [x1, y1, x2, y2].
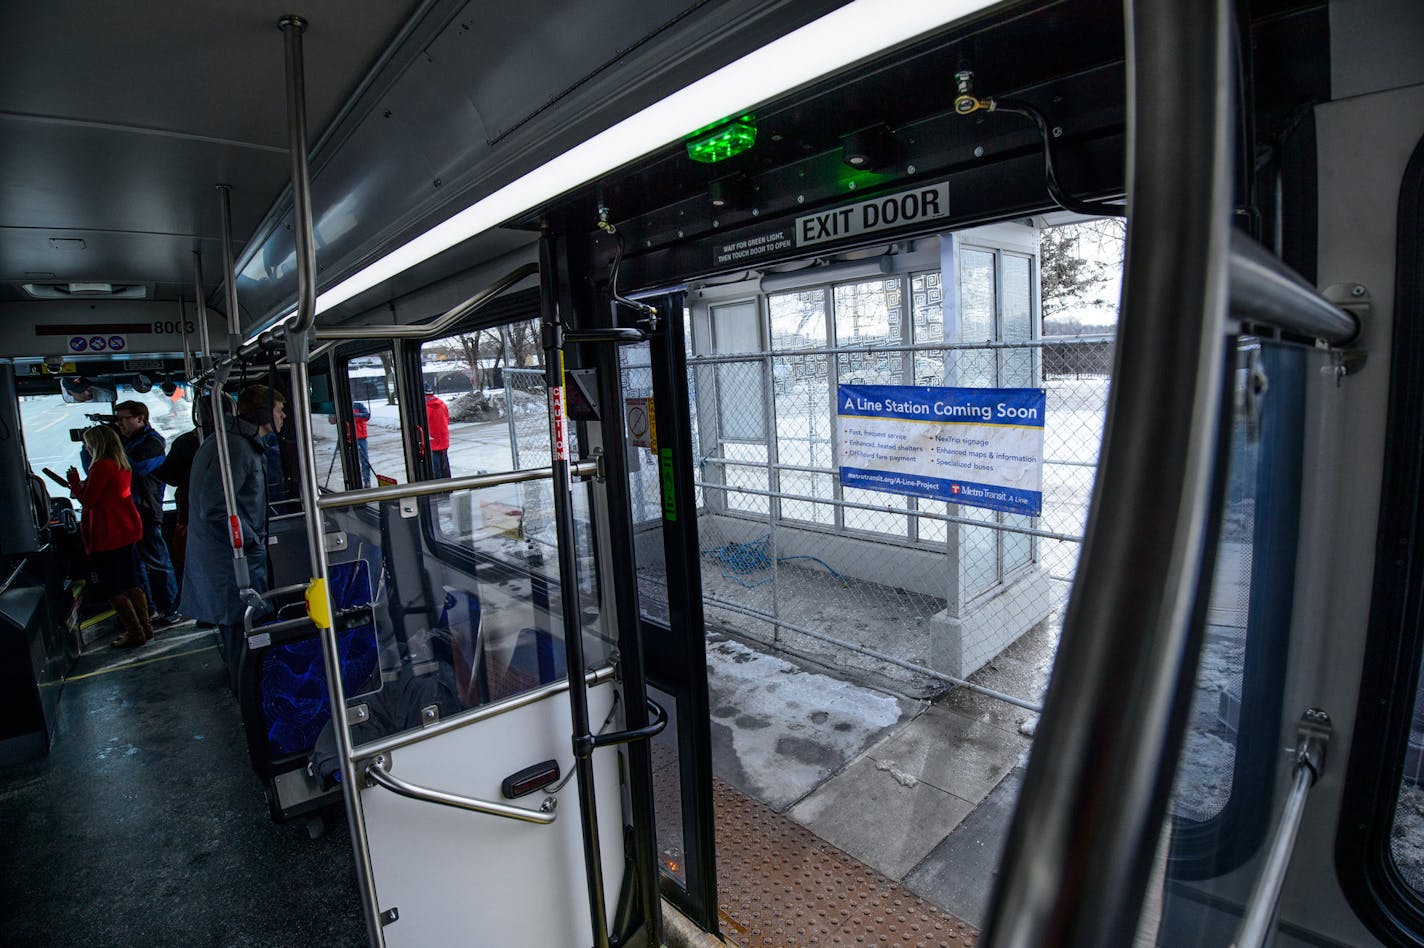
[685, 114, 758, 163]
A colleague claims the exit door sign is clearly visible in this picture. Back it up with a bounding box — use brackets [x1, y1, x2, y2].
[795, 182, 949, 248]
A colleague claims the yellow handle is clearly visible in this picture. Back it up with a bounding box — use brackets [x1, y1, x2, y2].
[305, 577, 331, 630]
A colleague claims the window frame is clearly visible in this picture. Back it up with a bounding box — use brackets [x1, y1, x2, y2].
[1337, 132, 1424, 943]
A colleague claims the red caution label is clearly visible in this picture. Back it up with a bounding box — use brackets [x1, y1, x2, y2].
[229, 515, 243, 550]
[551, 385, 569, 462]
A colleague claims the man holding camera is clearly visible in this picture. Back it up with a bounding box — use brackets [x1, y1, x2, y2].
[111, 401, 181, 626]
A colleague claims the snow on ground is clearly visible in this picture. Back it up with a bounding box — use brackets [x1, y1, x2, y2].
[1394, 783, 1424, 887]
[705, 634, 909, 810]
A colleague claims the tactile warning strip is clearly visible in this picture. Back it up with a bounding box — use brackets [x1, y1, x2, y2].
[712, 779, 978, 948]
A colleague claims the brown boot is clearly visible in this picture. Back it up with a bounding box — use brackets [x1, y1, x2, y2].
[108, 594, 146, 649]
[126, 587, 155, 642]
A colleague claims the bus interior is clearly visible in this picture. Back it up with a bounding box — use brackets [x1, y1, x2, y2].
[2, 1, 1424, 946]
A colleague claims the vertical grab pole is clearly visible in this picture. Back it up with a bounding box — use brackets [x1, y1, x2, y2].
[540, 233, 612, 948]
[179, 297, 196, 384]
[277, 15, 385, 948]
[279, 14, 317, 336]
[192, 254, 213, 376]
[194, 250, 250, 592]
[217, 185, 243, 348]
[980, 0, 1234, 944]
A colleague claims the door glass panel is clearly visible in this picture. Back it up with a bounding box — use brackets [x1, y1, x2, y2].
[343, 349, 406, 485]
[1394, 671, 1424, 895]
[649, 683, 686, 886]
[334, 480, 608, 748]
[1170, 345, 1262, 823]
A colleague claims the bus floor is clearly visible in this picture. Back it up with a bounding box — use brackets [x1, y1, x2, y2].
[0, 626, 367, 948]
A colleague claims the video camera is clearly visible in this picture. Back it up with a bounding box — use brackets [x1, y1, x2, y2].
[68, 413, 118, 442]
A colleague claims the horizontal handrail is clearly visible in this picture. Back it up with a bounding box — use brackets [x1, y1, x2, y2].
[1230, 233, 1358, 345]
[190, 265, 537, 387]
[314, 262, 538, 341]
[351, 666, 616, 760]
[315, 459, 598, 510]
[1232, 709, 1331, 948]
[244, 604, 370, 638]
[363, 754, 557, 825]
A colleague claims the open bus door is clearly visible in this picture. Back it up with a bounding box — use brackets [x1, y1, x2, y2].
[270, 303, 661, 947]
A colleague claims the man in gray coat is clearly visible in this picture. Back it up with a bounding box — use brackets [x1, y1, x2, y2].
[182, 384, 287, 687]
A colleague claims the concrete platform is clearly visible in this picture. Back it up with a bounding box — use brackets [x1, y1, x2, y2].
[704, 628, 1042, 934]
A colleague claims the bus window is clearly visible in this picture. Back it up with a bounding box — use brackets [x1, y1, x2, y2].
[419, 316, 578, 547]
[417, 315, 549, 479]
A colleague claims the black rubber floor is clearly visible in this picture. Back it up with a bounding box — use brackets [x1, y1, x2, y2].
[0, 632, 368, 947]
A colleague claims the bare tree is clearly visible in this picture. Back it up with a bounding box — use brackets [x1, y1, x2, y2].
[1040, 218, 1126, 323]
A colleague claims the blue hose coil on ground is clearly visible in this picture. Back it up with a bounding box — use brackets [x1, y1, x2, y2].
[701, 533, 849, 589]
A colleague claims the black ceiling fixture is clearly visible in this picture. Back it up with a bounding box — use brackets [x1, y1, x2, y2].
[708, 173, 754, 210]
[840, 124, 898, 170]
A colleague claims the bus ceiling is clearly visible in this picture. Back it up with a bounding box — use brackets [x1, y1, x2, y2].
[1, 2, 1331, 341]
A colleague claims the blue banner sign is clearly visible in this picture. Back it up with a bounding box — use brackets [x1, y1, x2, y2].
[837, 384, 1046, 516]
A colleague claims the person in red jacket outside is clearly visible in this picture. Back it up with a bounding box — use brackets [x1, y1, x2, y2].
[424, 384, 451, 478]
[67, 425, 150, 648]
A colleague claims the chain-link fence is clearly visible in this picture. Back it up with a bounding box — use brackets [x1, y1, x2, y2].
[630, 336, 1115, 708]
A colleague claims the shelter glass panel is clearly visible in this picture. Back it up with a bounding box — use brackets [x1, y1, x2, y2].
[959, 249, 997, 389]
[769, 289, 827, 350]
[711, 300, 760, 355]
[962, 504, 1000, 598]
[911, 271, 946, 345]
[833, 277, 903, 347]
[1000, 253, 1036, 387]
[773, 355, 831, 470]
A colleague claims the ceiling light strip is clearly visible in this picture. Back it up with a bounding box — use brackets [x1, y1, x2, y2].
[311, 0, 998, 316]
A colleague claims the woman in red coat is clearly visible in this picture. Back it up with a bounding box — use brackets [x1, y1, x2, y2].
[68, 425, 150, 648]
